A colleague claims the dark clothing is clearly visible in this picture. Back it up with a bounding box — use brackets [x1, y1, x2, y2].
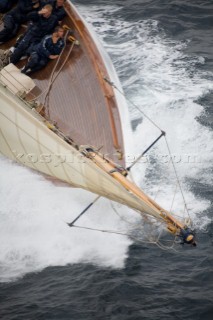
[15, 0, 40, 15]
[40, 0, 54, 5]
[179, 227, 195, 245]
[10, 12, 58, 63]
[40, 0, 54, 3]
[0, 0, 17, 13]
[0, 13, 19, 42]
[9, 0, 40, 23]
[52, 1, 66, 22]
[40, 1, 66, 22]
[26, 11, 58, 38]
[0, 0, 40, 43]
[34, 33, 64, 57]
[22, 51, 48, 73]
[22, 34, 64, 73]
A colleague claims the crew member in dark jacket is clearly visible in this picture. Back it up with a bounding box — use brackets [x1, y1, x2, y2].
[0, 0, 40, 43]
[52, 0, 66, 23]
[21, 26, 65, 74]
[179, 227, 196, 246]
[40, 0, 67, 23]
[10, 4, 58, 64]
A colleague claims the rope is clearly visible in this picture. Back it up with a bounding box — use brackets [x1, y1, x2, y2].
[71, 224, 178, 251]
[105, 77, 191, 223]
[44, 32, 75, 116]
[153, 156, 172, 202]
[104, 78, 163, 132]
[110, 201, 150, 227]
[169, 181, 178, 213]
[67, 197, 179, 251]
[110, 202, 136, 226]
[27, 31, 74, 105]
[110, 201, 180, 251]
[164, 136, 191, 220]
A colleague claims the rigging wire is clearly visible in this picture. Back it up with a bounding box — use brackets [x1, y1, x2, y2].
[104, 78, 163, 132]
[111, 200, 160, 236]
[164, 136, 191, 220]
[152, 156, 172, 202]
[66, 197, 179, 251]
[44, 35, 75, 116]
[104, 78, 191, 222]
[169, 181, 178, 213]
[110, 201, 179, 251]
[70, 224, 179, 251]
[111, 203, 137, 227]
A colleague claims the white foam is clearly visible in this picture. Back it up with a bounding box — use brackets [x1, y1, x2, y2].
[74, 5, 212, 232]
[1, 4, 212, 281]
[0, 156, 135, 282]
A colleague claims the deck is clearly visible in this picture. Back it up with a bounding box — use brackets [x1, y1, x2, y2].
[0, 2, 125, 165]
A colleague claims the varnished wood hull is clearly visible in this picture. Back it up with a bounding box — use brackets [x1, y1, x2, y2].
[1, 2, 132, 163]
[0, 83, 166, 219]
[0, 3, 187, 235]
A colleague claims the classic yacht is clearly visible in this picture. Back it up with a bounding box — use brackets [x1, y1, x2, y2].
[0, 1, 196, 247]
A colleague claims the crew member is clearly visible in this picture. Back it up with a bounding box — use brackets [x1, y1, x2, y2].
[180, 227, 196, 246]
[0, 0, 40, 43]
[0, 0, 17, 13]
[21, 26, 65, 74]
[39, 0, 66, 23]
[10, 4, 58, 64]
[51, 0, 67, 23]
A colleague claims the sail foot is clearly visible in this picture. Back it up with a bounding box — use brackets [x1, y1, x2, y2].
[80, 145, 188, 236]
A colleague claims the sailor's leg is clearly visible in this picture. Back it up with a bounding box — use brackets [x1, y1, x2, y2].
[0, 14, 18, 42]
[22, 52, 39, 72]
[10, 32, 32, 64]
[31, 58, 48, 72]
[22, 55, 48, 74]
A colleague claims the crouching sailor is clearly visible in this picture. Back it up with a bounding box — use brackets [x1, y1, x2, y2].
[179, 226, 196, 246]
[21, 26, 65, 75]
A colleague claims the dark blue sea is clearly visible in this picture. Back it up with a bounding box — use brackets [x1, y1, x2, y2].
[0, 0, 213, 319]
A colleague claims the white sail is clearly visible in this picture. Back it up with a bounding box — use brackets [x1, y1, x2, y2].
[0, 82, 167, 222]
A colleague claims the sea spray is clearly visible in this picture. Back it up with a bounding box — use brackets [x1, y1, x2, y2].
[0, 2, 212, 282]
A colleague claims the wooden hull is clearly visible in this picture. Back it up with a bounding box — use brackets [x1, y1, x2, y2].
[0, 2, 132, 164]
[0, 3, 186, 234]
[0, 83, 166, 219]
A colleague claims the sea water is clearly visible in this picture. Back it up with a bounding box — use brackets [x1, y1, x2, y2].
[0, 1, 213, 319]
